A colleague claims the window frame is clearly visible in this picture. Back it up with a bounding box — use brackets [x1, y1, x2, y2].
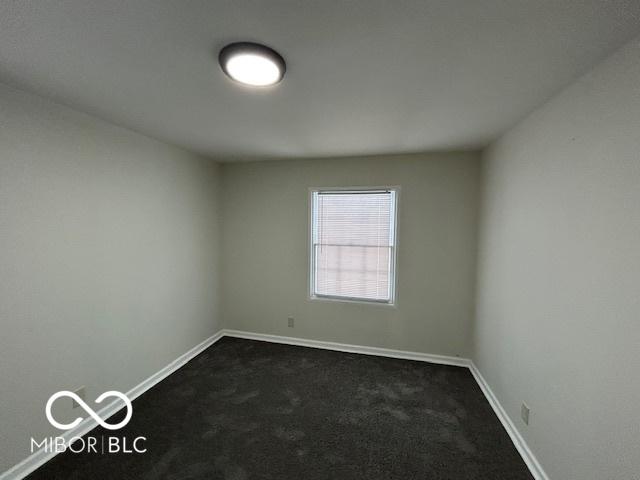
[308, 186, 400, 306]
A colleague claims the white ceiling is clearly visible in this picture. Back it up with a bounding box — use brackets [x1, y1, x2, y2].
[1, 1, 639, 161]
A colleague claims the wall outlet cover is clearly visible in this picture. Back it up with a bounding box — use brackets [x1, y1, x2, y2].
[521, 402, 530, 425]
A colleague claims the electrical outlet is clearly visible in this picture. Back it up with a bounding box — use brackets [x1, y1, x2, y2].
[287, 316, 294, 328]
[521, 402, 530, 425]
[72, 386, 86, 409]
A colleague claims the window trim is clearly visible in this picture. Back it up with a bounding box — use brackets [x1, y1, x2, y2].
[308, 186, 400, 306]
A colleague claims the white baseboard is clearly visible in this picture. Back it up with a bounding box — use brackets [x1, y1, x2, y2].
[3, 328, 547, 480]
[469, 362, 549, 480]
[1, 330, 225, 480]
[222, 329, 471, 367]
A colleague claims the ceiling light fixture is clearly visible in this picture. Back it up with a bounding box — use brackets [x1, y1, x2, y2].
[218, 42, 286, 87]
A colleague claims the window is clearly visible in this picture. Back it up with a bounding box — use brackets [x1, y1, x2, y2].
[310, 188, 398, 304]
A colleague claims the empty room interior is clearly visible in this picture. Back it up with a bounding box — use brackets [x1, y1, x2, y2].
[1, 2, 639, 479]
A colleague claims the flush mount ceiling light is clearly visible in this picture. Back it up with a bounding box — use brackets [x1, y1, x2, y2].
[219, 42, 286, 87]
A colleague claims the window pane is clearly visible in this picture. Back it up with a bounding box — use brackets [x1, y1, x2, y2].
[315, 245, 391, 300]
[312, 190, 396, 302]
[316, 193, 393, 247]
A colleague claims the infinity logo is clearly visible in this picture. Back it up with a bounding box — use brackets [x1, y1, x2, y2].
[45, 391, 133, 431]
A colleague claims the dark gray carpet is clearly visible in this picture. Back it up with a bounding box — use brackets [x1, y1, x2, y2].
[27, 337, 533, 479]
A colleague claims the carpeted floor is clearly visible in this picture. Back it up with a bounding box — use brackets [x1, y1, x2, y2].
[27, 337, 533, 479]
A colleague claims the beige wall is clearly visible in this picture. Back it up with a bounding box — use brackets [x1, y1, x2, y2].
[221, 153, 480, 357]
[474, 36, 640, 479]
[0, 83, 222, 472]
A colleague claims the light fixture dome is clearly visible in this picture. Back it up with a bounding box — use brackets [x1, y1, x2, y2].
[219, 42, 286, 87]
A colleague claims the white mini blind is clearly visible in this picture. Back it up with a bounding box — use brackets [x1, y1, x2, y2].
[311, 189, 397, 303]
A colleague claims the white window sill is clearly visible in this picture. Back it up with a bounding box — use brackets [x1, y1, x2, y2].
[308, 294, 397, 308]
